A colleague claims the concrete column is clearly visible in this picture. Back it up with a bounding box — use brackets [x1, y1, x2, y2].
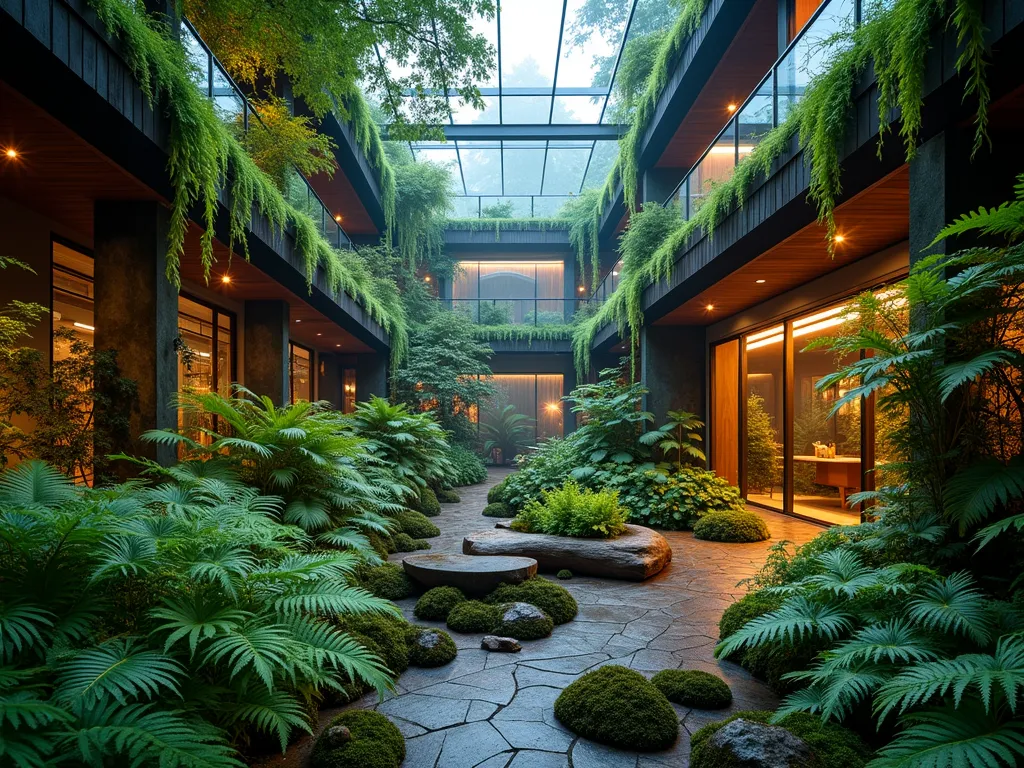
[244, 300, 289, 405]
[356, 353, 388, 401]
[94, 200, 178, 470]
[318, 352, 342, 409]
[640, 325, 706, 423]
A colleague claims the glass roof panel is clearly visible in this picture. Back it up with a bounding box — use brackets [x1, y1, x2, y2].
[557, 0, 632, 89]
[500, 0, 564, 89]
[481, 197, 533, 217]
[552, 96, 605, 124]
[582, 140, 619, 189]
[450, 95, 500, 124]
[502, 145, 546, 195]
[502, 96, 552, 124]
[458, 141, 503, 195]
[533, 197, 572, 217]
[543, 147, 591, 194]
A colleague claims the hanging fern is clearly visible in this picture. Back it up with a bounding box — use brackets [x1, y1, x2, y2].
[470, 324, 574, 344]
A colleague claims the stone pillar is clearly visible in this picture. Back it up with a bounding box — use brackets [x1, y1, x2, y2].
[356, 353, 388, 401]
[640, 325, 705, 423]
[318, 352, 342, 409]
[94, 200, 178, 469]
[244, 300, 290, 405]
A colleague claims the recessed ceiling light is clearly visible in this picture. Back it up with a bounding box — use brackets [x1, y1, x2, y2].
[335, 343, 341, 347]
[833, 234, 845, 243]
[755, 279, 766, 284]
[317, 332, 322, 336]
[705, 304, 715, 312]
[726, 103, 737, 113]
[4, 148, 17, 159]
[295, 319, 301, 323]
[220, 274, 231, 284]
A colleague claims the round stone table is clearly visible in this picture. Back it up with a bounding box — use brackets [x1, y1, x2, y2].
[402, 553, 537, 596]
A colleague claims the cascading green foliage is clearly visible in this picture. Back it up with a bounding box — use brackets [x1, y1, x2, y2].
[87, 0, 407, 362]
[559, 188, 603, 289]
[0, 459, 397, 766]
[573, 0, 992, 375]
[470, 324, 574, 343]
[445, 218, 569, 238]
[337, 88, 397, 233]
[391, 149, 453, 271]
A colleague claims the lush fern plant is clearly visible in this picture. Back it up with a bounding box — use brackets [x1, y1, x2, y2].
[0, 460, 397, 766]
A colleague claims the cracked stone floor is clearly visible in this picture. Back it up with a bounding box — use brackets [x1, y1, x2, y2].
[261, 468, 823, 768]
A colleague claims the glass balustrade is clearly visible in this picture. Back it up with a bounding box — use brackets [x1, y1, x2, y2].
[446, 298, 594, 327]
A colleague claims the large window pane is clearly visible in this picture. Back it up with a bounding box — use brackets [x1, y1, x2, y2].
[744, 325, 784, 510]
[52, 241, 95, 360]
[289, 343, 313, 403]
[777, 0, 855, 122]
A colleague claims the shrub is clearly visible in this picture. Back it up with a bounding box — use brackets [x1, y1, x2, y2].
[553, 665, 678, 751]
[488, 475, 511, 504]
[689, 710, 870, 768]
[606, 466, 745, 530]
[393, 532, 430, 552]
[418, 487, 441, 516]
[446, 600, 499, 633]
[362, 563, 413, 600]
[557, 569, 572, 580]
[310, 710, 406, 768]
[485, 577, 578, 624]
[341, 613, 410, 675]
[493, 602, 554, 640]
[693, 509, 770, 543]
[500, 435, 583, 510]
[436, 487, 461, 503]
[414, 586, 466, 621]
[510, 480, 627, 538]
[446, 443, 488, 486]
[651, 670, 732, 708]
[396, 509, 441, 538]
[719, 591, 784, 643]
[367, 531, 396, 558]
[482, 502, 514, 518]
[405, 626, 458, 667]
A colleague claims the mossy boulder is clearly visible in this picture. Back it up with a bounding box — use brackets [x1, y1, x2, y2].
[436, 488, 461, 504]
[414, 586, 467, 621]
[393, 533, 430, 552]
[405, 626, 458, 667]
[493, 602, 553, 640]
[310, 710, 405, 768]
[366, 531, 395, 559]
[362, 563, 413, 601]
[418, 487, 442, 517]
[396, 509, 441, 539]
[488, 477, 510, 504]
[485, 576, 577, 624]
[690, 710, 871, 768]
[341, 612, 409, 675]
[651, 669, 732, 709]
[694, 510, 770, 543]
[553, 665, 678, 751]
[446, 600, 500, 634]
[482, 502, 515, 518]
[556, 569, 572, 580]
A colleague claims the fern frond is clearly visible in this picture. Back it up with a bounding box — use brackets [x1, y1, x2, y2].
[151, 597, 250, 657]
[946, 456, 1024, 535]
[200, 620, 292, 692]
[225, 687, 310, 753]
[908, 572, 993, 645]
[55, 639, 183, 704]
[715, 597, 853, 658]
[0, 603, 53, 662]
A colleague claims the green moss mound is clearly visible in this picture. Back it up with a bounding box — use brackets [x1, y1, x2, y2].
[482, 502, 514, 518]
[493, 602, 554, 640]
[311, 710, 405, 768]
[366, 531, 395, 559]
[362, 563, 412, 601]
[393, 532, 430, 552]
[651, 669, 732, 709]
[488, 477, 511, 504]
[485, 577, 578, 625]
[414, 586, 467, 621]
[693, 510, 770, 543]
[553, 665, 678, 751]
[341, 613, 409, 675]
[690, 710, 871, 768]
[446, 600, 499, 634]
[557, 569, 572, 580]
[396, 509, 441, 538]
[405, 626, 458, 667]
[719, 591, 784, 642]
[436, 488, 461, 504]
[418, 487, 442, 517]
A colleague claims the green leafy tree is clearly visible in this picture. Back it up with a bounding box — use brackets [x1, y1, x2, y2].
[641, 409, 706, 470]
[746, 393, 781, 495]
[240, 96, 337, 188]
[481, 403, 535, 464]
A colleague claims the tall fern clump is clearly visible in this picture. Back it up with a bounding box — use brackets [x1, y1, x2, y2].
[715, 176, 1024, 767]
[0, 460, 397, 766]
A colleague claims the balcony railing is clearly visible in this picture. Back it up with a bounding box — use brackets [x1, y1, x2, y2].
[179, 19, 352, 251]
[445, 298, 594, 326]
[590, 0, 861, 303]
[451, 196, 576, 219]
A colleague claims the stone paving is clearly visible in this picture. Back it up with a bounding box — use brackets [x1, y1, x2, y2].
[265, 468, 824, 768]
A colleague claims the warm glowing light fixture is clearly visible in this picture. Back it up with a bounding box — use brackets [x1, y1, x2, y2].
[705, 303, 715, 312]
[4, 148, 17, 159]
[317, 332, 322, 336]
[295, 319, 301, 323]
[73, 322, 95, 332]
[220, 274, 231, 284]
[612, 271, 619, 276]
[726, 103, 737, 113]
[424, 275, 431, 282]
[334, 214, 343, 223]
[335, 343, 341, 347]
[833, 234, 845, 244]
[578, 286, 586, 293]
[545, 402, 561, 413]
[755, 279, 766, 284]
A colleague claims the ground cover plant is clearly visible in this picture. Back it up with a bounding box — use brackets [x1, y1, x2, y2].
[484, 577, 578, 624]
[415, 587, 467, 621]
[310, 709, 406, 768]
[693, 509, 771, 543]
[510, 480, 627, 539]
[651, 670, 732, 709]
[445, 601, 500, 634]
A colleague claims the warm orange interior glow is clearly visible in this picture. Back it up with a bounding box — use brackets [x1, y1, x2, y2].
[726, 103, 737, 113]
[220, 274, 231, 284]
[4, 148, 17, 159]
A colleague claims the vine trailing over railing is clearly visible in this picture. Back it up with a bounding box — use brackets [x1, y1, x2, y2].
[86, 0, 408, 364]
[337, 88, 397, 235]
[445, 218, 569, 238]
[572, 0, 992, 376]
[470, 325, 574, 344]
[560, 189, 602, 292]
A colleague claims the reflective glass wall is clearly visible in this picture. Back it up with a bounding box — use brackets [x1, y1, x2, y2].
[451, 260, 568, 325]
[480, 374, 565, 459]
[289, 343, 313, 403]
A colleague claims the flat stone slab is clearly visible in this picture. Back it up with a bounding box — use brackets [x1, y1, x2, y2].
[462, 524, 672, 581]
[403, 553, 537, 595]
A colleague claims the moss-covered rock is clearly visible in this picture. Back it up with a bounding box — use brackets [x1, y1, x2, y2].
[651, 670, 732, 709]
[446, 600, 500, 634]
[436, 488, 461, 504]
[418, 487, 442, 517]
[485, 577, 577, 625]
[553, 665, 678, 751]
[405, 626, 458, 667]
[341, 612, 409, 675]
[310, 710, 405, 768]
[393, 533, 430, 552]
[482, 502, 515, 518]
[362, 563, 412, 601]
[366, 531, 395, 559]
[487, 476, 510, 504]
[693, 510, 771, 543]
[493, 602, 554, 640]
[690, 710, 871, 768]
[556, 569, 572, 580]
[396, 509, 441, 539]
[414, 586, 467, 621]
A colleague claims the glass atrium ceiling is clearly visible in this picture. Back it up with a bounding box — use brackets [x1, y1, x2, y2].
[388, 0, 673, 217]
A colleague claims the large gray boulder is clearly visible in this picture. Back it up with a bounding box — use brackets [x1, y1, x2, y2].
[703, 719, 817, 768]
[463, 524, 672, 580]
[402, 553, 537, 596]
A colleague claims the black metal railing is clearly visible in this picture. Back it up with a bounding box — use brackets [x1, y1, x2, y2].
[444, 298, 595, 326]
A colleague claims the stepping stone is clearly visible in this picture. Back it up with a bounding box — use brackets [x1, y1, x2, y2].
[403, 553, 537, 596]
[463, 524, 672, 580]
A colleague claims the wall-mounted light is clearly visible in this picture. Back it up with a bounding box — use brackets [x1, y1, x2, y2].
[424, 275, 431, 282]
[317, 332, 322, 336]
[545, 402, 561, 413]
[198, 351, 211, 358]
[73, 322, 94, 332]
[295, 319, 301, 323]
[334, 214, 343, 223]
[578, 286, 586, 293]
[335, 343, 341, 347]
